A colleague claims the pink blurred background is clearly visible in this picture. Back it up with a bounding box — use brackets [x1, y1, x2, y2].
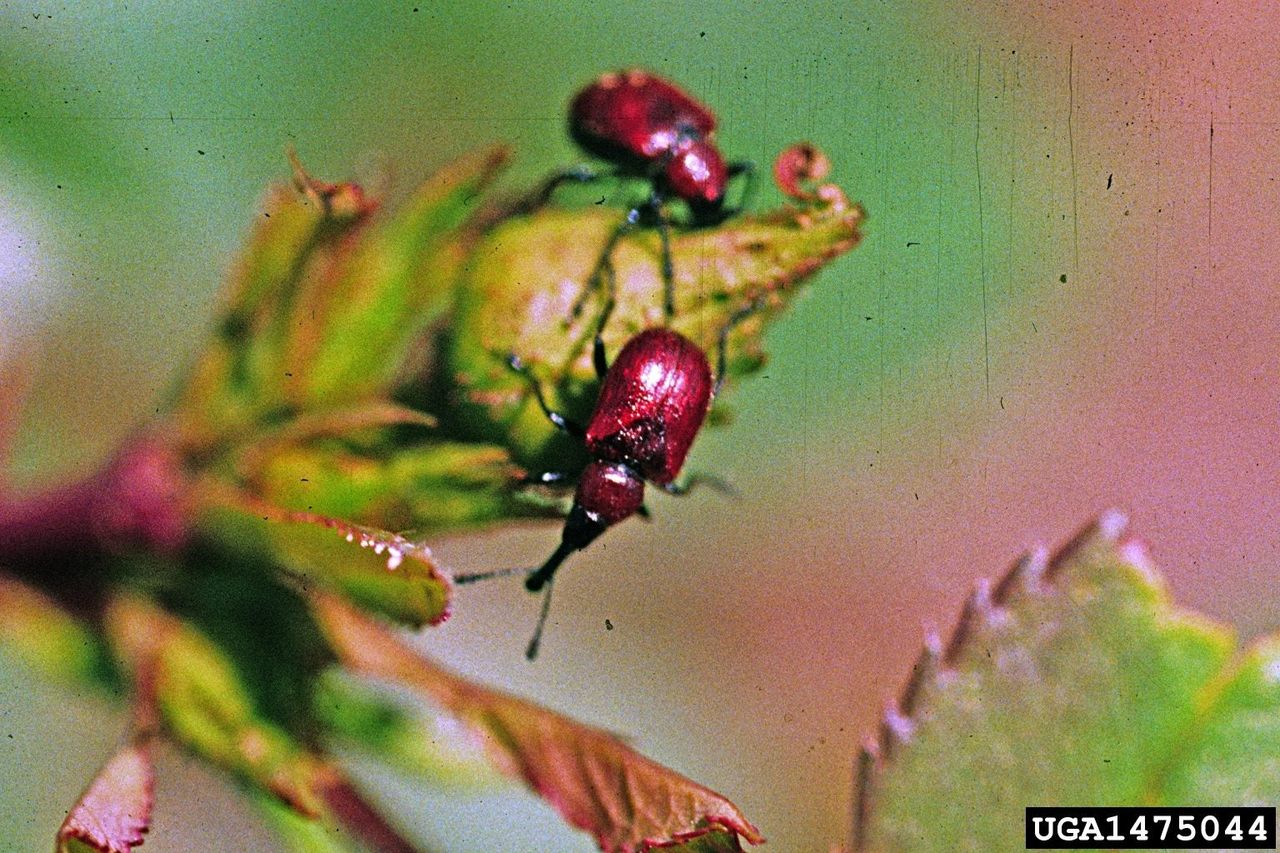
[3, 2, 1277, 850]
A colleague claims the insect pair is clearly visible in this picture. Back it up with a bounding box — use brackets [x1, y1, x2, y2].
[453, 70, 758, 659]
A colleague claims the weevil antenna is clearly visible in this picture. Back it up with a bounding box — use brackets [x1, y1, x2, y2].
[452, 565, 532, 585]
[525, 577, 556, 661]
[715, 295, 768, 396]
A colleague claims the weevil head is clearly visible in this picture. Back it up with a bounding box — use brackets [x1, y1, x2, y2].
[570, 460, 646, 541]
[663, 138, 729, 222]
[523, 461, 645, 595]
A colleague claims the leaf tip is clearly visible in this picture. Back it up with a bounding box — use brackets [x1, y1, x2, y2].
[57, 739, 154, 853]
[941, 578, 994, 667]
[1117, 535, 1157, 579]
[878, 705, 915, 759]
[1097, 507, 1129, 541]
[898, 633, 942, 716]
[285, 147, 378, 220]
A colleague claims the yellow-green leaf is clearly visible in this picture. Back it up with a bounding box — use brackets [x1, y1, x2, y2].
[0, 572, 117, 688]
[195, 484, 452, 627]
[297, 146, 510, 405]
[447, 178, 863, 466]
[103, 595, 327, 816]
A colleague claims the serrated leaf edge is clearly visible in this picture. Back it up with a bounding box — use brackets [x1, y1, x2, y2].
[851, 510, 1240, 850]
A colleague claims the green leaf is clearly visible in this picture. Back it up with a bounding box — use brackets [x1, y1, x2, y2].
[254, 792, 360, 853]
[195, 487, 452, 627]
[0, 572, 119, 689]
[445, 179, 864, 467]
[853, 512, 1267, 851]
[313, 669, 498, 789]
[174, 176, 373, 451]
[1157, 636, 1280, 804]
[253, 776, 425, 853]
[310, 589, 764, 853]
[231, 420, 558, 535]
[297, 146, 509, 406]
[103, 595, 328, 816]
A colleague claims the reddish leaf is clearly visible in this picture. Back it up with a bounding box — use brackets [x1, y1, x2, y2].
[57, 738, 154, 853]
[310, 590, 763, 853]
[195, 481, 453, 626]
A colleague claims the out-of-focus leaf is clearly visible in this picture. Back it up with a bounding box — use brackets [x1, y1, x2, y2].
[313, 669, 498, 789]
[195, 483, 452, 627]
[254, 756, 428, 853]
[310, 589, 764, 853]
[305, 764, 424, 853]
[854, 513, 1247, 851]
[0, 572, 118, 688]
[234, 427, 556, 535]
[446, 175, 863, 466]
[254, 791, 360, 853]
[671, 832, 757, 853]
[174, 178, 374, 452]
[1157, 635, 1280, 804]
[295, 146, 510, 406]
[103, 594, 328, 815]
[56, 737, 154, 853]
[233, 401, 439, 469]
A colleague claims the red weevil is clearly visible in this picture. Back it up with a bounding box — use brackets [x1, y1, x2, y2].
[570, 69, 732, 219]
[456, 320, 757, 659]
[537, 69, 755, 322]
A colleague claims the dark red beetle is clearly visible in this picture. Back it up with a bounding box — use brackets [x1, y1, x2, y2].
[569, 69, 731, 220]
[527, 327, 713, 588]
[455, 323, 753, 659]
[537, 69, 754, 322]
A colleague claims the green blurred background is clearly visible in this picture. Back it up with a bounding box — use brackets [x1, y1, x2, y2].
[3, 2, 1277, 850]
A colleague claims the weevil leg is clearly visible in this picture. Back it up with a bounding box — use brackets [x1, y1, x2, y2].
[521, 164, 617, 212]
[592, 334, 609, 380]
[714, 295, 769, 396]
[686, 161, 757, 227]
[525, 576, 556, 661]
[659, 473, 740, 499]
[633, 194, 676, 323]
[507, 353, 585, 438]
[592, 260, 619, 344]
[452, 565, 534, 585]
[571, 215, 632, 321]
[626, 193, 676, 322]
[574, 193, 673, 325]
[721, 160, 758, 219]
